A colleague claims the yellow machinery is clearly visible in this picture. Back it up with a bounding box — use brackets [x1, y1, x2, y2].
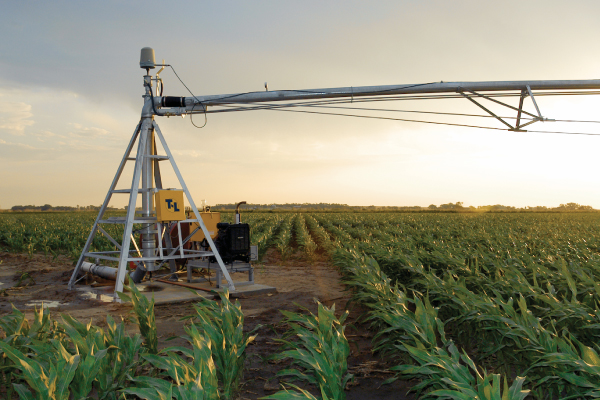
[155, 190, 185, 221]
[190, 212, 221, 241]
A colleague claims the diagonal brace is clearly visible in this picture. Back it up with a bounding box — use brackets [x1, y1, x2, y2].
[526, 85, 543, 119]
[460, 91, 514, 130]
[465, 89, 539, 119]
[98, 226, 122, 250]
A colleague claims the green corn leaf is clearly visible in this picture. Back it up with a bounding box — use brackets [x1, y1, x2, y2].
[116, 291, 132, 303]
[426, 389, 477, 400]
[577, 341, 600, 366]
[0, 341, 50, 396]
[55, 354, 80, 400]
[506, 377, 529, 400]
[12, 383, 36, 400]
[260, 382, 321, 400]
[122, 386, 172, 400]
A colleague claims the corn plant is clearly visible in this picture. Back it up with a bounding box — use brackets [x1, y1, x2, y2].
[312, 216, 356, 252]
[69, 344, 110, 400]
[0, 302, 148, 400]
[266, 302, 352, 400]
[395, 341, 529, 400]
[118, 279, 158, 354]
[303, 215, 337, 255]
[123, 323, 220, 400]
[334, 251, 530, 399]
[60, 312, 145, 399]
[0, 340, 79, 400]
[272, 215, 294, 260]
[192, 289, 258, 399]
[0, 212, 125, 260]
[251, 215, 282, 260]
[261, 383, 324, 400]
[292, 214, 317, 259]
[0, 305, 67, 399]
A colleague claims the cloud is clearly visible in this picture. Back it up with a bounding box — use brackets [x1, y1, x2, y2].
[172, 149, 202, 158]
[34, 130, 68, 142]
[67, 123, 110, 138]
[0, 139, 49, 155]
[0, 101, 34, 135]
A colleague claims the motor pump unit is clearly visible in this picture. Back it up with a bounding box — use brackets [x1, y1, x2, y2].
[211, 222, 251, 264]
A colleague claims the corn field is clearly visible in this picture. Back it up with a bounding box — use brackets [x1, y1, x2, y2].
[0, 281, 258, 400]
[3, 211, 600, 398]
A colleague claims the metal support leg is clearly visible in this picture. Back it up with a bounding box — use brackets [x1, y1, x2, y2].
[187, 264, 193, 283]
[216, 266, 222, 289]
[68, 122, 142, 289]
[153, 121, 237, 291]
[114, 118, 151, 299]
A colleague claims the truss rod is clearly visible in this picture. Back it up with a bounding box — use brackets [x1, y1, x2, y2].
[526, 85, 543, 119]
[459, 92, 515, 130]
[516, 90, 526, 128]
[464, 89, 539, 119]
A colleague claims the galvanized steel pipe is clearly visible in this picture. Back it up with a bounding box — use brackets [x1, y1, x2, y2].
[154, 79, 600, 109]
[81, 261, 128, 282]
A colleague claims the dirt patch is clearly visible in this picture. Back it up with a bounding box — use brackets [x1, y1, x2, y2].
[0, 250, 416, 399]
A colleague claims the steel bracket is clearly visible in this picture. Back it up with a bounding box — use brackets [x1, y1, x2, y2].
[459, 87, 549, 132]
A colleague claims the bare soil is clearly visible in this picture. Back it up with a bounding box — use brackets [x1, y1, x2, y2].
[0, 249, 416, 399]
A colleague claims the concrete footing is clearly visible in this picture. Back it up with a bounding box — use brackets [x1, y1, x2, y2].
[76, 279, 277, 305]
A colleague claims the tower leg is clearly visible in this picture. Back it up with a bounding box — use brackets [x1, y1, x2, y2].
[141, 120, 156, 272]
[153, 121, 237, 290]
[68, 122, 142, 289]
[152, 137, 178, 280]
[114, 118, 151, 298]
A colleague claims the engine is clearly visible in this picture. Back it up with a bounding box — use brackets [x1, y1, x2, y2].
[211, 222, 251, 264]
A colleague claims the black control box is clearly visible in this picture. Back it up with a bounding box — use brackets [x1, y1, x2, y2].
[212, 223, 250, 263]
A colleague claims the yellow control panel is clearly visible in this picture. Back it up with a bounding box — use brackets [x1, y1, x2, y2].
[155, 190, 185, 221]
[190, 212, 221, 241]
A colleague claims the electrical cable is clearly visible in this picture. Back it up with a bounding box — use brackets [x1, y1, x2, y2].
[147, 80, 164, 117]
[293, 104, 600, 124]
[522, 129, 600, 136]
[253, 107, 600, 136]
[306, 105, 510, 119]
[167, 65, 207, 128]
[212, 102, 518, 120]
[211, 102, 600, 126]
[547, 118, 600, 124]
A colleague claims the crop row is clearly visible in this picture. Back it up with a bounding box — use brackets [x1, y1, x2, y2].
[0, 280, 351, 400]
[3, 211, 600, 397]
[307, 214, 600, 398]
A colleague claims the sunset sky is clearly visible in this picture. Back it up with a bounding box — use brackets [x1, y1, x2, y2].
[2, 1, 600, 209]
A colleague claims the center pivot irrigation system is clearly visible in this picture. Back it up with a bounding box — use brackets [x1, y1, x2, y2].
[68, 47, 600, 300]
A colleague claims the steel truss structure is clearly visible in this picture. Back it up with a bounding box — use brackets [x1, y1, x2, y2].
[155, 79, 600, 133]
[68, 74, 236, 300]
[69, 48, 600, 301]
